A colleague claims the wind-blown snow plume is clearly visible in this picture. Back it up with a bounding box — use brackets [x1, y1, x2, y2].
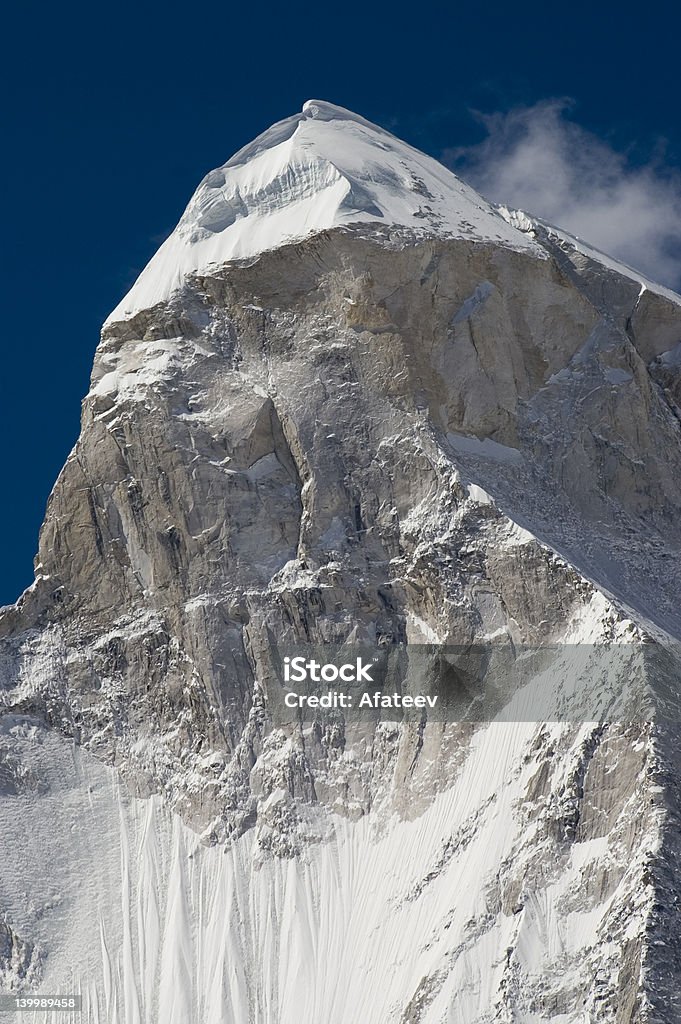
[448, 100, 681, 290]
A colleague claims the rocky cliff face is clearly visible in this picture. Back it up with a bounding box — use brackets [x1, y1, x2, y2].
[1, 101, 681, 1023]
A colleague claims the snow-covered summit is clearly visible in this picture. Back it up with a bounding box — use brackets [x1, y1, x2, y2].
[106, 99, 542, 323]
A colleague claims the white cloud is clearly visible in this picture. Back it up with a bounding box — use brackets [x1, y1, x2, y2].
[447, 101, 681, 291]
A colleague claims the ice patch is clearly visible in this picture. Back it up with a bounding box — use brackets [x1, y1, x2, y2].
[451, 280, 495, 324]
[503, 521, 536, 547]
[91, 338, 184, 401]
[604, 367, 633, 385]
[406, 611, 441, 643]
[658, 341, 681, 367]
[447, 432, 524, 464]
[467, 483, 494, 505]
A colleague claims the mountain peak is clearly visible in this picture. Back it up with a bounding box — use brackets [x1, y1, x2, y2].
[299, 98, 396, 133]
[106, 102, 542, 324]
[301, 98, 366, 120]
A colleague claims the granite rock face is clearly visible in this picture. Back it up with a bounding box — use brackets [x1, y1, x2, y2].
[1, 103, 681, 1022]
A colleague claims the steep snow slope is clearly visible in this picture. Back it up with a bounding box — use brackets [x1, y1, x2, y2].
[106, 100, 544, 323]
[0, 697, 664, 1024]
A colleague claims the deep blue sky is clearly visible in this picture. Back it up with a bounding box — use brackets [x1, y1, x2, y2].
[3, 1, 681, 606]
